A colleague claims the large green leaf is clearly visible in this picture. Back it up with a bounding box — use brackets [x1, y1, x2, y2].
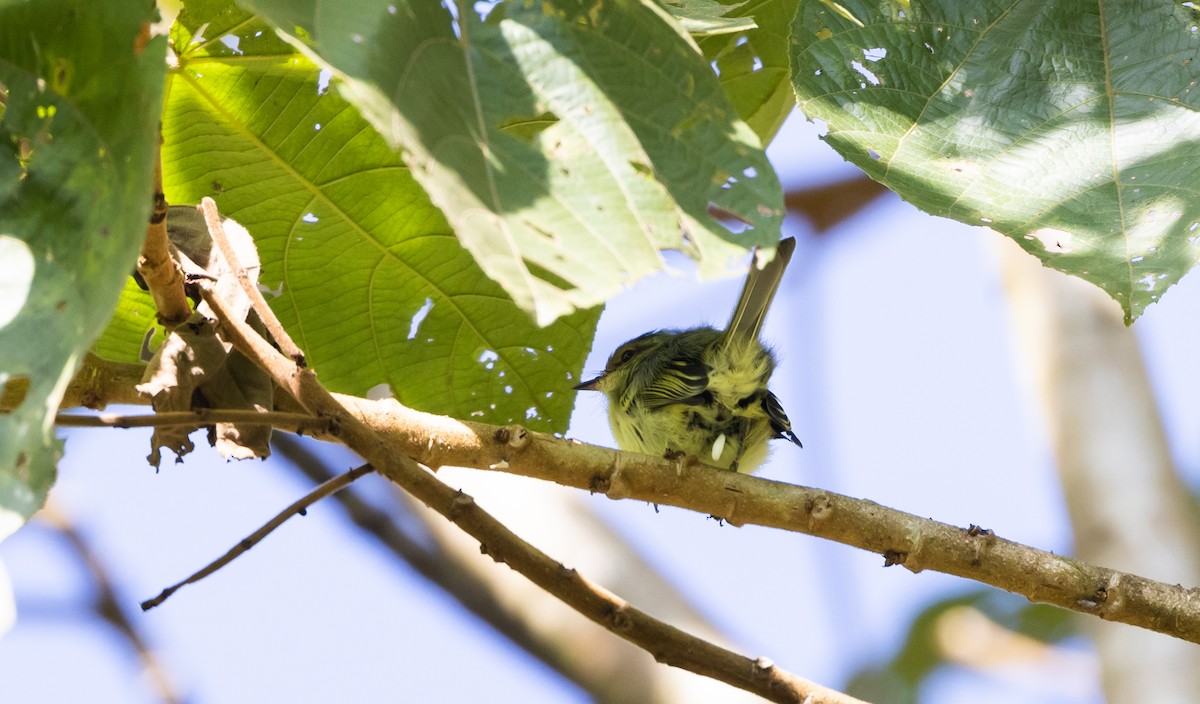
[240, 0, 785, 326]
[698, 0, 800, 144]
[0, 1, 165, 539]
[791, 0, 1200, 321]
[95, 0, 596, 433]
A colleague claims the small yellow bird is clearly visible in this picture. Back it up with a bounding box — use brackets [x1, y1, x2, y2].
[575, 238, 801, 472]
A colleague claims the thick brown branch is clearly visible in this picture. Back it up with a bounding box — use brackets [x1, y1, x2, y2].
[340, 400, 1200, 643]
[135, 135, 190, 328]
[193, 279, 853, 704]
[12, 351, 1200, 644]
[274, 436, 675, 703]
[783, 176, 889, 233]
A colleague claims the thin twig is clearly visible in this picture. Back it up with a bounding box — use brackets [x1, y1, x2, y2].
[40, 504, 185, 704]
[194, 278, 851, 704]
[136, 132, 191, 328]
[55, 409, 331, 433]
[199, 197, 305, 365]
[140, 463, 375, 610]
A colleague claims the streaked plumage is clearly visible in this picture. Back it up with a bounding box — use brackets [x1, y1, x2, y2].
[575, 238, 801, 472]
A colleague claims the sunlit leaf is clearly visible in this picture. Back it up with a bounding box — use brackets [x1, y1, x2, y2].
[0, 0, 165, 540]
[791, 0, 1200, 321]
[242, 0, 785, 325]
[698, 0, 800, 144]
[93, 0, 595, 432]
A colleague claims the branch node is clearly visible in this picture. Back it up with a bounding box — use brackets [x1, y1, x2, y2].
[595, 453, 633, 500]
[721, 485, 745, 527]
[807, 493, 833, 524]
[604, 603, 634, 632]
[754, 656, 775, 671]
[966, 523, 997, 566]
[449, 490, 475, 519]
[1096, 572, 1126, 619]
[324, 413, 342, 437]
[882, 550, 907, 568]
[965, 523, 993, 537]
[505, 425, 529, 449]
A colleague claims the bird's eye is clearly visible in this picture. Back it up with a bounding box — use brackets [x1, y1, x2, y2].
[620, 348, 637, 363]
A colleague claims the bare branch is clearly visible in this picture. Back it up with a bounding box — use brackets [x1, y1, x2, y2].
[341, 401, 1200, 643]
[1000, 239, 1200, 697]
[12, 349, 1200, 644]
[140, 464, 374, 610]
[275, 435, 759, 704]
[199, 197, 304, 364]
[55, 409, 331, 434]
[193, 278, 854, 704]
[784, 175, 889, 233]
[40, 504, 185, 704]
[273, 436, 612, 699]
[135, 133, 190, 329]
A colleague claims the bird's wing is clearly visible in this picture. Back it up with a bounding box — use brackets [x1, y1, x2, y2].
[763, 391, 802, 447]
[638, 357, 711, 410]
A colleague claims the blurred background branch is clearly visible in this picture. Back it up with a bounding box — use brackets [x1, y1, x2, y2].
[999, 238, 1200, 703]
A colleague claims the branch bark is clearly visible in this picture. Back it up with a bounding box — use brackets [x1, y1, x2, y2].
[8, 351, 1200, 644]
[54, 409, 331, 433]
[134, 135, 190, 329]
[188, 269, 853, 703]
[274, 435, 765, 704]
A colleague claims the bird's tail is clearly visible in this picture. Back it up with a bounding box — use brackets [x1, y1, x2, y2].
[721, 237, 796, 349]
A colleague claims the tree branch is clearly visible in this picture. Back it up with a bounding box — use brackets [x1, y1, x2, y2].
[8, 343, 1200, 643]
[192, 274, 853, 704]
[337, 400, 1200, 643]
[40, 504, 184, 704]
[8, 345, 1200, 644]
[140, 463, 375, 610]
[999, 239, 1200, 697]
[135, 133, 190, 329]
[273, 435, 762, 704]
[1, 353, 146, 410]
[55, 409, 331, 433]
[198, 197, 304, 364]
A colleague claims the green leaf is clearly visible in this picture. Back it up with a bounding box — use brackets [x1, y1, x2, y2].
[0, 0, 165, 540]
[659, 0, 758, 36]
[698, 0, 800, 144]
[844, 590, 1081, 702]
[241, 0, 785, 326]
[96, 0, 595, 432]
[791, 0, 1200, 322]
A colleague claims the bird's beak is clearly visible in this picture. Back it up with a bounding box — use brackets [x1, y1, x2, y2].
[573, 375, 603, 391]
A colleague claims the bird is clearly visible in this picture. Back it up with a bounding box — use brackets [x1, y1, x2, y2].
[574, 237, 801, 473]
